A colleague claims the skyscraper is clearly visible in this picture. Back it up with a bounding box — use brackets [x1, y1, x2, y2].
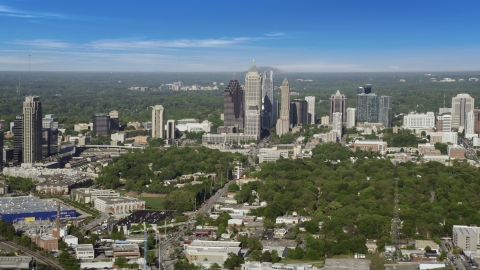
[305, 96, 316, 124]
[356, 93, 379, 122]
[464, 110, 475, 137]
[223, 74, 244, 129]
[332, 112, 343, 139]
[276, 78, 291, 136]
[363, 84, 372, 94]
[290, 100, 308, 126]
[451, 93, 474, 128]
[346, 108, 356, 128]
[13, 115, 23, 164]
[93, 114, 110, 137]
[378, 96, 392, 127]
[109, 110, 120, 132]
[152, 105, 165, 139]
[329, 90, 347, 123]
[23, 96, 42, 164]
[165, 120, 176, 140]
[244, 61, 262, 140]
[42, 114, 58, 156]
[262, 71, 276, 129]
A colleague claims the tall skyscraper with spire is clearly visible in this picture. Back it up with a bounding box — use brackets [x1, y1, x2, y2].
[223, 74, 244, 129]
[276, 78, 291, 136]
[244, 61, 262, 140]
[23, 96, 42, 164]
[330, 90, 347, 123]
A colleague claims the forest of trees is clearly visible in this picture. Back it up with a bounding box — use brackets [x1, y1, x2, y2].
[240, 143, 480, 256]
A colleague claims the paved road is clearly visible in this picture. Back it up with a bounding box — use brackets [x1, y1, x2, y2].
[159, 182, 231, 270]
[80, 212, 109, 232]
[0, 237, 65, 270]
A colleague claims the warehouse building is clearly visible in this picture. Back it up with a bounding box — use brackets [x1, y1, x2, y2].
[0, 196, 76, 222]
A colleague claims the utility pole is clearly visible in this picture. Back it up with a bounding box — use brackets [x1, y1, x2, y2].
[391, 177, 401, 260]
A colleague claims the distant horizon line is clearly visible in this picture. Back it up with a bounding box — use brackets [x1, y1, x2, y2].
[1, 70, 480, 74]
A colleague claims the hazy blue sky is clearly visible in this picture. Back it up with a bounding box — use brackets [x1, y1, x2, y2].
[1, 1, 480, 72]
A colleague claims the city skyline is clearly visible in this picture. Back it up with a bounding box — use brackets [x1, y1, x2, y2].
[1, 1, 480, 72]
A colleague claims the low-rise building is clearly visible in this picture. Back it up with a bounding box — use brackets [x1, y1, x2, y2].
[242, 261, 321, 270]
[0, 183, 9, 194]
[0, 256, 33, 269]
[275, 216, 299, 225]
[35, 178, 93, 195]
[453, 225, 480, 251]
[64, 235, 79, 247]
[202, 133, 257, 144]
[111, 132, 127, 143]
[447, 145, 466, 159]
[110, 244, 141, 259]
[37, 234, 58, 251]
[76, 244, 94, 260]
[258, 147, 289, 163]
[352, 140, 387, 154]
[313, 131, 337, 143]
[94, 196, 145, 214]
[70, 188, 119, 204]
[185, 240, 241, 265]
[324, 259, 371, 270]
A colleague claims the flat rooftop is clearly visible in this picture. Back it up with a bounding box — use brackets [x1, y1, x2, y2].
[0, 196, 73, 215]
[190, 240, 241, 247]
[76, 244, 94, 252]
[95, 196, 141, 204]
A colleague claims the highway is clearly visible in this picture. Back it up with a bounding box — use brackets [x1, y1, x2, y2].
[0, 237, 65, 270]
[159, 181, 231, 270]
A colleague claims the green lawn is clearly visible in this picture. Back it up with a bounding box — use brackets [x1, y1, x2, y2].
[139, 197, 165, 210]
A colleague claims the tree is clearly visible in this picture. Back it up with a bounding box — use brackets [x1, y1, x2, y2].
[211, 263, 221, 270]
[425, 246, 432, 251]
[271, 249, 280, 263]
[224, 252, 244, 270]
[115, 257, 127, 268]
[262, 250, 272, 262]
[247, 237, 262, 251]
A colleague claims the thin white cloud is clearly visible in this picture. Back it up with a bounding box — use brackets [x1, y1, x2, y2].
[88, 37, 258, 50]
[0, 5, 67, 19]
[8, 39, 70, 48]
[265, 32, 285, 37]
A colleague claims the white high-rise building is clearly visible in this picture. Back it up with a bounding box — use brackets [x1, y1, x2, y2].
[321, 115, 329, 126]
[403, 112, 435, 129]
[23, 96, 42, 164]
[276, 78, 291, 136]
[305, 96, 316, 124]
[152, 105, 164, 139]
[437, 115, 452, 132]
[346, 108, 356, 128]
[244, 61, 262, 140]
[464, 111, 476, 138]
[452, 93, 474, 128]
[332, 112, 343, 139]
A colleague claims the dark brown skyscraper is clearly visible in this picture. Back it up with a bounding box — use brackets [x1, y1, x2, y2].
[223, 74, 244, 129]
[330, 90, 347, 123]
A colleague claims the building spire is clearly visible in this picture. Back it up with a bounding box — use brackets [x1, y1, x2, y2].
[232, 73, 236, 80]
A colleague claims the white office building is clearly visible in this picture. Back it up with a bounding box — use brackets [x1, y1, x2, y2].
[305, 96, 316, 124]
[313, 131, 337, 143]
[403, 112, 435, 129]
[464, 111, 476, 138]
[437, 114, 452, 132]
[346, 108, 356, 128]
[258, 147, 289, 163]
[332, 112, 343, 139]
[320, 115, 329, 126]
[176, 120, 212, 133]
[76, 244, 95, 260]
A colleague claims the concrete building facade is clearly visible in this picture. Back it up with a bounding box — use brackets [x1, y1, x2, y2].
[23, 96, 43, 164]
[244, 61, 262, 140]
[452, 93, 474, 128]
[276, 78, 291, 136]
[305, 96, 316, 124]
[346, 108, 356, 128]
[152, 105, 165, 139]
